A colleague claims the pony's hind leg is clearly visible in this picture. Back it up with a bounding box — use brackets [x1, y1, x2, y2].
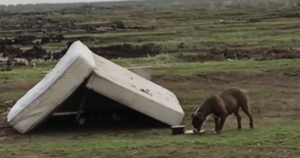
[233, 110, 242, 130]
[241, 104, 254, 129]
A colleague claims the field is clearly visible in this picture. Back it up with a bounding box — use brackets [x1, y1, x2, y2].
[1, 1, 300, 157]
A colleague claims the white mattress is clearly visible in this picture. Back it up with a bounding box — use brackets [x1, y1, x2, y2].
[86, 54, 185, 126]
[7, 41, 96, 134]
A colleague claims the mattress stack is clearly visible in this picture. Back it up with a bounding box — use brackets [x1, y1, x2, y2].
[7, 41, 185, 134]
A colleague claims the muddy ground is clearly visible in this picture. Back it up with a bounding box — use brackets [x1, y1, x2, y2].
[2, 1, 300, 62]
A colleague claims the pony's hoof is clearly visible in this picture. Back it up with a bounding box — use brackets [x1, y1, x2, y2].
[214, 130, 222, 134]
[193, 129, 200, 134]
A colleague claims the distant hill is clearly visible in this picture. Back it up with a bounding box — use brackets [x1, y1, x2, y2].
[0, 0, 284, 12]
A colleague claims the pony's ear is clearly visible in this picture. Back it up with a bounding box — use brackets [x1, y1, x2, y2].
[191, 113, 195, 118]
[196, 113, 203, 119]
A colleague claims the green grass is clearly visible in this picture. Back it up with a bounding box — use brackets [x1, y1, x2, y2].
[150, 59, 300, 76]
[1, 58, 298, 81]
[1, 123, 300, 158]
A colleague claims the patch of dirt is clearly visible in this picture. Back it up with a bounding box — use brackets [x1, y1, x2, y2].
[0, 80, 36, 92]
[0, 80, 35, 114]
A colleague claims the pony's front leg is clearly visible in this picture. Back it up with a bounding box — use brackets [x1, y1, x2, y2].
[213, 116, 219, 132]
[216, 115, 227, 134]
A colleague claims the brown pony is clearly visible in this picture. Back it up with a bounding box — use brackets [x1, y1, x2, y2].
[191, 87, 254, 134]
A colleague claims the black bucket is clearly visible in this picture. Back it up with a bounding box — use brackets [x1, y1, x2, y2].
[171, 125, 185, 135]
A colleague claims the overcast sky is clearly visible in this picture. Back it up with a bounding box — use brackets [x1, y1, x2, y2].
[0, 0, 130, 5]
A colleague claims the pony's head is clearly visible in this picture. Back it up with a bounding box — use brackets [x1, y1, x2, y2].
[191, 111, 205, 133]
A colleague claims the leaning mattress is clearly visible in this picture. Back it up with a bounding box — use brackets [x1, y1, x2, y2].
[86, 54, 185, 126]
[7, 41, 96, 134]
